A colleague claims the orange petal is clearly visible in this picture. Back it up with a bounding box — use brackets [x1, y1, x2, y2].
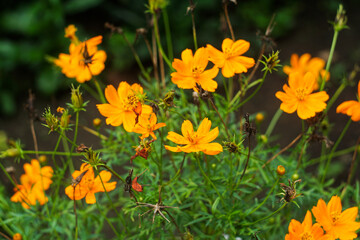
[167, 132, 189, 145]
[231, 39, 250, 56]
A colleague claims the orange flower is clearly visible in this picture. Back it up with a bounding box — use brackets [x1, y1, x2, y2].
[133, 113, 166, 140]
[312, 196, 360, 240]
[55, 35, 107, 83]
[64, 24, 79, 43]
[10, 160, 53, 209]
[275, 72, 329, 119]
[171, 47, 219, 92]
[65, 163, 117, 204]
[206, 38, 255, 78]
[283, 53, 329, 90]
[165, 118, 223, 155]
[96, 82, 153, 132]
[285, 211, 331, 240]
[336, 80, 360, 121]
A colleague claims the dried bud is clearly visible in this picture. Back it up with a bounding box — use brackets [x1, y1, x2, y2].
[150, 101, 160, 114]
[5, 166, 15, 174]
[192, 91, 199, 104]
[163, 90, 175, 108]
[223, 141, 241, 153]
[93, 118, 102, 127]
[280, 179, 301, 202]
[70, 85, 84, 110]
[276, 165, 285, 176]
[76, 144, 89, 153]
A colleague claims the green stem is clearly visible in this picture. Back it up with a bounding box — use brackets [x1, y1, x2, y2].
[321, 118, 352, 183]
[95, 201, 122, 238]
[265, 108, 283, 137]
[0, 217, 14, 237]
[101, 164, 125, 183]
[23, 150, 82, 156]
[71, 111, 80, 154]
[319, 30, 339, 91]
[152, 12, 173, 70]
[162, 8, 173, 61]
[81, 82, 101, 102]
[306, 145, 356, 167]
[189, 0, 198, 50]
[244, 203, 287, 226]
[247, 178, 279, 216]
[196, 154, 225, 206]
[164, 153, 187, 186]
[325, 82, 346, 112]
[93, 79, 106, 104]
[61, 130, 74, 174]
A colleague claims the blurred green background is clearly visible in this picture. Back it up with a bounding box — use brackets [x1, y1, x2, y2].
[1, 0, 359, 116]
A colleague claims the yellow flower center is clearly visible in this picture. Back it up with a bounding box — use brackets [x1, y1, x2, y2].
[300, 232, 313, 240]
[295, 88, 307, 101]
[330, 211, 340, 223]
[125, 94, 140, 111]
[192, 66, 204, 78]
[223, 47, 233, 58]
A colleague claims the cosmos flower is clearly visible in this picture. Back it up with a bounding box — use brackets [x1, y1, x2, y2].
[96, 82, 153, 132]
[171, 47, 219, 92]
[283, 53, 329, 90]
[275, 72, 329, 119]
[65, 163, 117, 204]
[312, 196, 360, 240]
[164, 118, 223, 155]
[207, 38, 255, 78]
[133, 113, 166, 140]
[285, 211, 331, 240]
[336, 80, 360, 121]
[55, 34, 107, 83]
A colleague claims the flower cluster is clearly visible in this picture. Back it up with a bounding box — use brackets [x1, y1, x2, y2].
[336, 80, 360, 122]
[285, 196, 360, 240]
[276, 72, 329, 119]
[96, 81, 164, 134]
[55, 25, 107, 83]
[11, 159, 53, 209]
[283, 53, 329, 90]
[65, 163, 116, 204]
[171, 38, 255, 92]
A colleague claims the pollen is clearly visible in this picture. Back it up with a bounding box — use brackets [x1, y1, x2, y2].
[295, 88, 307, 100]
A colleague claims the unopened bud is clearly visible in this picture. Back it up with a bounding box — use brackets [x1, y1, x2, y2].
[38, 155, 47, 163]
[5, 148, 20, 158]
[260, 134, 268, 144]
[276, 165, 285, 176]
[60, 110, 71, 129]
[13, 233, 22, 240]
[93, 118, 102, 127]
[43, 108, 59, 132]
[211, 163, 216, 169]
[255, 113, 265, 124]
[163, 90, 175, 108]
[292, 173, 299, 181]
[71, 85, 84, 110]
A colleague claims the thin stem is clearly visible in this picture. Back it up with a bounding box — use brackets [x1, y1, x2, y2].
[78, 124, 108, 140]
[223, 1, 235, 40]
[262, 133, 303, 168]
[71, 111, 80, 154]
[164, 153, 187, 186]
[325, 82, 346, 112]
[162, 7, 173, 61]
[0, 217, 14, 237]
[320, 30, 339, 91]
[189, 0, 198, 50]
[23, 150, 82, 156]
[0, 231, 12, 240]
[321, 118, 352, 183]
[101, 164, 125, 183]
[265, 108, 283, 137]
[208, 97, 230, 139]
[306, 145, 356, 167]
[244, 203, 287, 226]
[152, 11, 174, 70]
[196, 154, 225, 206]
[95, 201, 122, 238]
[93, 78, 106, 104]
[61, 130, 74, 173]
[80, 82, 101, 102]
[247, 178, 279, 216]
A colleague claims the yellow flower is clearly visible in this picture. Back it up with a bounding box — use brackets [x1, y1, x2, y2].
[64, 24, 79, 43]
[275, 72, 329, 119]
[165, 118, 223, 155]
[55, 36, 107, 83]
[285, 211, 331, 240]
[10, 159, 53, 209]
[96, 82, 153, 132]
[312, 196, 360, 240]
[171, 47, 219, 92]
[65, 163, 117, 204]
[133, 113, 166, 140]
[283, 53, 329, 90]
[207, 38, 255, 78]
[336, 80, 360, 121]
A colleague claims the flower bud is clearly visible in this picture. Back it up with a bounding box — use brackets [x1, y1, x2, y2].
[211, 163, 216, 169]
[255, 113, 265, 124]
[259, 134, 268, 144]
[292, 173, 299, 181]
[93, 118, 102, 127]
[5, 148, 20, 158]
[276, 165, 285, 176]
[13, 233, 22, 240]
[163, 90, 175, 108]
[39, 155, 47, 163]
[43, 108, 59, 132]
[60, 110, 71, 129]
[71, 85, 84, 110]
